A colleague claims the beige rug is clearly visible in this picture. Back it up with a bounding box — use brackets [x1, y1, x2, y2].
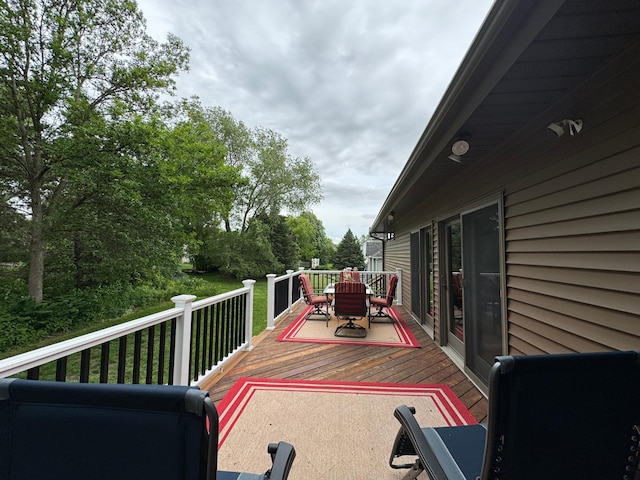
[216, 378, 476, 479]
[277, 306, 420, 348]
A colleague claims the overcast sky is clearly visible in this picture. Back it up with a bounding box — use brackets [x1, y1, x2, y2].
[136, 0, 494, 242]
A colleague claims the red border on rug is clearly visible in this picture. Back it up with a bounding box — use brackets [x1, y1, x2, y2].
[216, 377, 477, 447]
[276, 306, 420, 348]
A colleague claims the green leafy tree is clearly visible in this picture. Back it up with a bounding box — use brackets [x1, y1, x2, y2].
[159, 100, 244, 258]
[194, 222, 281, 279]
[333, 229, 365, 270]
[287, 211, 332, 264]
[320, 237, 337, 268]
[227, 124, 323, 233]
[0, 0, 189, 302]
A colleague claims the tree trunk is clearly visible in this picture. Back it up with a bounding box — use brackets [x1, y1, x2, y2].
[28, 187, 46, 304]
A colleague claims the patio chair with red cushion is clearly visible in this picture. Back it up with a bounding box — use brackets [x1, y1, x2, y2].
[333, 281, 369, 338]
[339, 269, 361, 283]
[369, 274, 398, 324]
[299, 273, 330, 326]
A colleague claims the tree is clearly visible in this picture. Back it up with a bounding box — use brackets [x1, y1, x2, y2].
[227, 124, 323, 233]
[0, 0, 189, 302]
[194, 221, 281, 279]
[333, 229, 365, 270]
[287, 211, 331, 264]
[159, 100, 243, 255]
[263, 214, 298, 271]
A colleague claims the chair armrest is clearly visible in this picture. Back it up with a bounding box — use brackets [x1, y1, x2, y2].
[266, 441, 296, 480]
[392, 405, 467, 480]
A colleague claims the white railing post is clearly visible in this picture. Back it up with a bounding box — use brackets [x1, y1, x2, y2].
[171, 294, 196, 386]
[286, 269, 294, 313]
[266, 274, 276, 330]
[243, 279, 256, 351]
[396, 268, 403, 306]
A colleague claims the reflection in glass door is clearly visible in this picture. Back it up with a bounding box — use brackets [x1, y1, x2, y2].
[444, 219, 463, 355]
[462, 203, 503, 383]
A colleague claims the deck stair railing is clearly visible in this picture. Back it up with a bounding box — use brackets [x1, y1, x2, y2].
[0, 280, 256, 386]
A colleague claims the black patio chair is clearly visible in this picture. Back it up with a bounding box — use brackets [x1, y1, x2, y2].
[0, 379, 296, 480]
[389, 350, 640, 480]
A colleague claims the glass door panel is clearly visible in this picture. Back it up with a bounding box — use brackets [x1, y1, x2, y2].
[462, 203, 503, 383]
[444, 219, 463, 355]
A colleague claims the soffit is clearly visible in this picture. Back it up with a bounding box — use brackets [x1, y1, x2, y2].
[371, 0, 640, 234]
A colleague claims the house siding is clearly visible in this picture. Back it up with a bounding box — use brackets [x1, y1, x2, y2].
[505, 145, 640, 355]
[386, 68, 640, 365]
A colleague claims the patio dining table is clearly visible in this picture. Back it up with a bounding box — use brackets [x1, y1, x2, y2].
[322, 283, 374, 295]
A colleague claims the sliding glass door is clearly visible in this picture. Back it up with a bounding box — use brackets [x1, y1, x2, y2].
[410, 227, 434, 330]
[443, 218, 463, 356]
[462, 203, 503, 383]
[439, 200, 504, 386]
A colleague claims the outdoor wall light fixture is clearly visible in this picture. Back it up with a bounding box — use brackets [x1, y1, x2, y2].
[448, 139, 470, 163]
[387, 211, 395, 222]
[547, 118, 583, 137]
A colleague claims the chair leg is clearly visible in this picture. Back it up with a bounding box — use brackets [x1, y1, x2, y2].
[334, 317, 367, 338]
[306, 304, 330, 326]
[370, 306, 394, 323]
[401, 461, 424, 480]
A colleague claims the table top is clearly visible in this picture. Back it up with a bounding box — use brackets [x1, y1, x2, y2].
[323, 283, 374, 295]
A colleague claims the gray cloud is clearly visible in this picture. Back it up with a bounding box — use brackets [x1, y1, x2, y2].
[137, 0, 493, 241]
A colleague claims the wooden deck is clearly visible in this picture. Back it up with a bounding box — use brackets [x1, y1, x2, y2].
[204, 304, 488, 422]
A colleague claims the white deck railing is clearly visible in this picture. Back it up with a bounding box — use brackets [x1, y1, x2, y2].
[0, 280, 255, 386]
[1, 270, 401, 385]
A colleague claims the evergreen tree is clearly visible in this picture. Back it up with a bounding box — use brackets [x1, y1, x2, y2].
[333, 229, 365, 270]
[262, 214, 298, 271]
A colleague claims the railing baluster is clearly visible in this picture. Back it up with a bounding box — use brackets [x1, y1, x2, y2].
[80, 349, 90, 383]
[207, 305, 214, 369]
[118, 336, 127, 383]
[55, 357, 67, 382]
[158, 321, 167, 385]
[133, 331, 142, 384]
[221, 300, 229, 361]
[99, 343, 109, 383]
[213, 303, 221, 364]
[168, 319, 176, 385]
[200, 307, 209, 378]
[193, 309, 202, 382]
[145, 326, 155, 384]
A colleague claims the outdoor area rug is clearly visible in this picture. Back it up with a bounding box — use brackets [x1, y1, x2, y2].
[216, 377, 477, 479]
[276, 305, 420, 348]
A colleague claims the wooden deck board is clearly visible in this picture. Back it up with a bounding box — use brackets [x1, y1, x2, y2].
[205, 304, 488, 422]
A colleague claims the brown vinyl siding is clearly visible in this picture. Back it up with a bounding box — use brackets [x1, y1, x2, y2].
[504, 144, 640, 355]
[383, 230, 410, 308]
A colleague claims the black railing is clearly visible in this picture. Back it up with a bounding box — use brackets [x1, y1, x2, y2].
[1, 282, 256, 386]
[190, 295, 247, 382]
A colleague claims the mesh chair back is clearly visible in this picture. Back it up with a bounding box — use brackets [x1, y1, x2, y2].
[334, 281, 368, 317]
[0, 379, 209, 480]
[481, 351, 640, 480]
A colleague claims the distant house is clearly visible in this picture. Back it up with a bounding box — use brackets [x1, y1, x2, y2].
[364, 239, 383, 271]
[370, 0, 640, 393]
